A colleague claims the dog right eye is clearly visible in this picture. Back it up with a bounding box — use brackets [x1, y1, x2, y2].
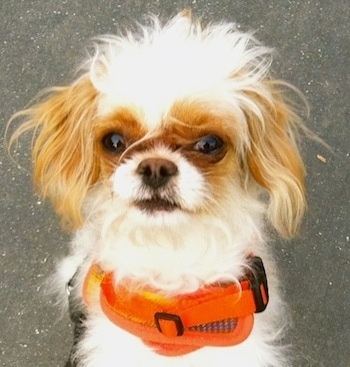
[193, 134, 224, 155]
[102, 133, 126, 154]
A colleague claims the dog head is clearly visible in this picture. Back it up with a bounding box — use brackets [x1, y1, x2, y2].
[9, 13, 306, 238]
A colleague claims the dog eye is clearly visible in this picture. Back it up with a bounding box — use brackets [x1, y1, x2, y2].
[102, 133, 126, 154]
[194, 135, 224, 154]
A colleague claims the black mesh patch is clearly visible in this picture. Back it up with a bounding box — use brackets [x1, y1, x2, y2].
[188, 318, 238, 333]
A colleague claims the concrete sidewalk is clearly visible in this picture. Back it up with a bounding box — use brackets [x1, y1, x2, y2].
[1, 1, 349, 366]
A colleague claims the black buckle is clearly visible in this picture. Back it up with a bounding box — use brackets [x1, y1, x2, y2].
[249, 256, 269, 313]
[154, 312, 184, 336]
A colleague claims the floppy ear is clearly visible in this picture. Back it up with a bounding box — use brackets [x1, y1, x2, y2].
[9, 76, 100, 230]
[245, 82, 306, 237]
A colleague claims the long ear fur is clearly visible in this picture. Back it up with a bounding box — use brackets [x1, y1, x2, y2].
[8, 76, 99, 230]
[245, 82, 306, 237]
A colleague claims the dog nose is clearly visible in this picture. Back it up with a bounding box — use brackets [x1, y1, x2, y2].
[136, 158, 178, 189]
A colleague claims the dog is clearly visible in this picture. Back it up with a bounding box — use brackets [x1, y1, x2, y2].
[9, 11, 306, 367]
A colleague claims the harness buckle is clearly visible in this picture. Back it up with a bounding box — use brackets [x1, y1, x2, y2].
[249, 256, 269, 313]
[154, 312, 184, 337]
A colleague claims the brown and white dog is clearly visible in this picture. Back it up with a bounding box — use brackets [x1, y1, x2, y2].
[10, 11, 306, 367]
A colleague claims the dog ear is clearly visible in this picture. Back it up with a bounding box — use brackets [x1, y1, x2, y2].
[9, 76, 100, 230]
[246, 82, 306, 237]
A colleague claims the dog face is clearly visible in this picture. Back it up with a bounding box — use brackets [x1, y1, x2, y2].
[95, 100, 245, 228]
[10, 13, 306, 237]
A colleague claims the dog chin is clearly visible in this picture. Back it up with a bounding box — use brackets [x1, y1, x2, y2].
[128, 201, 189, 227]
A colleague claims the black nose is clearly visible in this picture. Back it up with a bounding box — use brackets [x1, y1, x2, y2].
[136, 158, 178, 189]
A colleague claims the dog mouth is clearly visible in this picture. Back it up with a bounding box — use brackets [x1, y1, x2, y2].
[134, 198, 180, 213]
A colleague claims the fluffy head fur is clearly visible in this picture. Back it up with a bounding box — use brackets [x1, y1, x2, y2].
[9, 11, 306, 367]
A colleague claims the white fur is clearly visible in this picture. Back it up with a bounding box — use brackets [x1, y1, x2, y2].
[62, 183, 289, 367]
[113, 146, 208, 215]
[92, 14, 273, 132]
[46, 13, 298, 367]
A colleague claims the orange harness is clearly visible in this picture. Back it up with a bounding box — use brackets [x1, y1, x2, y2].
[82, 256, 268, 356]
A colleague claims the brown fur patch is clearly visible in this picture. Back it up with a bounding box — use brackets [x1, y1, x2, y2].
[9, 76, 100, 229]
[94, 107, 146, 178]
[244, 83, 306, 236]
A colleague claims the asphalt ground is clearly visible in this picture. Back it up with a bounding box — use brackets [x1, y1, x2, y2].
[0, 1, 349, 366]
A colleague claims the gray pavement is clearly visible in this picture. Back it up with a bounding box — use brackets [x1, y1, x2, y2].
[0, 1, 349, 366]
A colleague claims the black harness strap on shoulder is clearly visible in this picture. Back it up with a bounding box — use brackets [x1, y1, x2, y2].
[65, 272, 87, 367]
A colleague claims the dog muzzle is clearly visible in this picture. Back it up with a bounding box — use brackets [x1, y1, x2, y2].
[82, 256, 269, 356]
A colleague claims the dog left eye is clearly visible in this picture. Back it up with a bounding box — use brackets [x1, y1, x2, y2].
[194, 135, 224, 154]
[102, 133, 126, 154]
